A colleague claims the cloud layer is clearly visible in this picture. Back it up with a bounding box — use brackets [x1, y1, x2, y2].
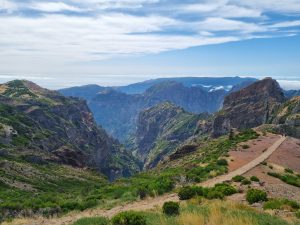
[0, 0, 300, 67]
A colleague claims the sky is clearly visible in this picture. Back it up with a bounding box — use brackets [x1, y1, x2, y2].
[0, 0, 300, 89]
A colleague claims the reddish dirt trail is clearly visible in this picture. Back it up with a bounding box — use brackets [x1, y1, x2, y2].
[5, 136, 286, 225]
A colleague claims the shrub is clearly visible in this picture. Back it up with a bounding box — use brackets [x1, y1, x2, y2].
[232, 175, 245, 182]
[263, 198, 300, 211]
[112, 211, 147, 225]
[296, 211, 300, 219]
[216, 159, 228, 166]
[241, 179, 251, 185]
[242, 144, 250, 149]
[250, 176, 260, 182]
[162, 201, 180, 216]
[178, 186, 203, 200]
[137, 187, 148, 200]
[285, 168, 294, 174]
[261, 161, 267, 166]
[72, 217, 109, 225]
[206, 190, 224, 200]
[214, 183, 237, 196]
[246, 189, 268, 204]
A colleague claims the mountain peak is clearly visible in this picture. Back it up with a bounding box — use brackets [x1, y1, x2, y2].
[1, 79, 56, 99]
[212, 78, 286, 137]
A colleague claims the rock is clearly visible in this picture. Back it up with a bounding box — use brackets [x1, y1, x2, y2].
[212, 78, 286, 137]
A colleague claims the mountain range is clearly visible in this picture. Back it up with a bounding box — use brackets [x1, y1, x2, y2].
[59, 77, 257, 142]
[1, 77, 300, 223]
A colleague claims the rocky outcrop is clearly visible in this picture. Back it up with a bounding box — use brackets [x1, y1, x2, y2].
[212, 78, 286, 137]
[133, 102, 203, 169]
[0, 80, 139, 180]
[269, 96, 300, 138]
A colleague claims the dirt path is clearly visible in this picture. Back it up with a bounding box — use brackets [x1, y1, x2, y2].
[6, 136, 286, 225]
[201, 136, 286, 187]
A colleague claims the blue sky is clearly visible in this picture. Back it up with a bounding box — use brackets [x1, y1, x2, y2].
[0, 0, 300, 89]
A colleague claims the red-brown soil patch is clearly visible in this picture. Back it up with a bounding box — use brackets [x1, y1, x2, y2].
[228, 134, 280, 172]
[267, 137, 300, 173]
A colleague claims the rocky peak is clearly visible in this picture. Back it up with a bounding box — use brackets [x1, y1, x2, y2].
[224, 77, 285, 108]
[212, 78, 286, 137]
[134, 101, 201, 169]
[0, 80, 139, 180]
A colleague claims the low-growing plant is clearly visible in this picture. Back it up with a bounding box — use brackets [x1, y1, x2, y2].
[263, 198, 300, 211]
[242, 179, 251, 185]
[178, 186, 203, 200]
[213, 183, 237, 196]
[232, 175, 245, 182]
[296, 211, 300, 219]
[250, 176, 260, 182]
[162, 201, 180, 216]
[216, 159, 228, 166]
[285, 168, 294, 174]
[246, 189, 268, 204]
[242, 144, 250, 149]
[112, 211, 147, 225]
[205, 189, 224, 200]
[72, 217, 109, 225]
[268, 172, 300, 188]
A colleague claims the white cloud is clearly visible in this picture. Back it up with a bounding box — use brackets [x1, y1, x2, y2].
[271, 20, 300, 28]
[0, 0, 299, 76]
[278, 80, 300, 90]
[71, 0, 159, 9]
[196, 17, 267, 33]
[183, 2, 262, 18]
[0, 0, 17, 13]
[230, 0, 300, 14]
[29, 2, 84, 12]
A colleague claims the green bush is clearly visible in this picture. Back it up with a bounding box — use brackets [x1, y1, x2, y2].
[250, 176, 260, 182]
[232, 175, 245, 182]
[178, 186, 203, 200]
[112, 211, 147, 225]
[137, 187, 147, 200]
[206, 190, 224, 200]
[216, 159, 228, 166]
[214, 183, 237, 196]
[241, 179, 251, 185]
[246, 189, 268, 204]
[263, 198, 300, 211]
[268, 172, 300, 188]
[162, 201, 180, 216]
[296, 211, 300, 219]
[72, 217, 109, 225]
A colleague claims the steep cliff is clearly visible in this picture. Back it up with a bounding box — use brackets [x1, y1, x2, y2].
[133, 102, 205, 169]
[269, 96, 300, 138]
[212, 78, 286, 137]
[0, 80, 139, 180]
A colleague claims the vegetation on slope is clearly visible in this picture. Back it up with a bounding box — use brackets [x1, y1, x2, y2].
[72, 199, 299, 225]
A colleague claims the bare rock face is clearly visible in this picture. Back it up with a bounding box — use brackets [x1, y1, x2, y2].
[270, 96, 300, 138]
[134, 102, 203, 169]
[0, 80, 139, 180]
[212, 78, 286, 137]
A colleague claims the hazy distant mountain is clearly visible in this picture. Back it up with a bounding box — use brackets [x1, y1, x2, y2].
[88, 81, 226, 142]
[59, 77, 258, 142]
[116, 76, 257, 94]
[284, 89, 300, 99]
[59, 84, 107, 100]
